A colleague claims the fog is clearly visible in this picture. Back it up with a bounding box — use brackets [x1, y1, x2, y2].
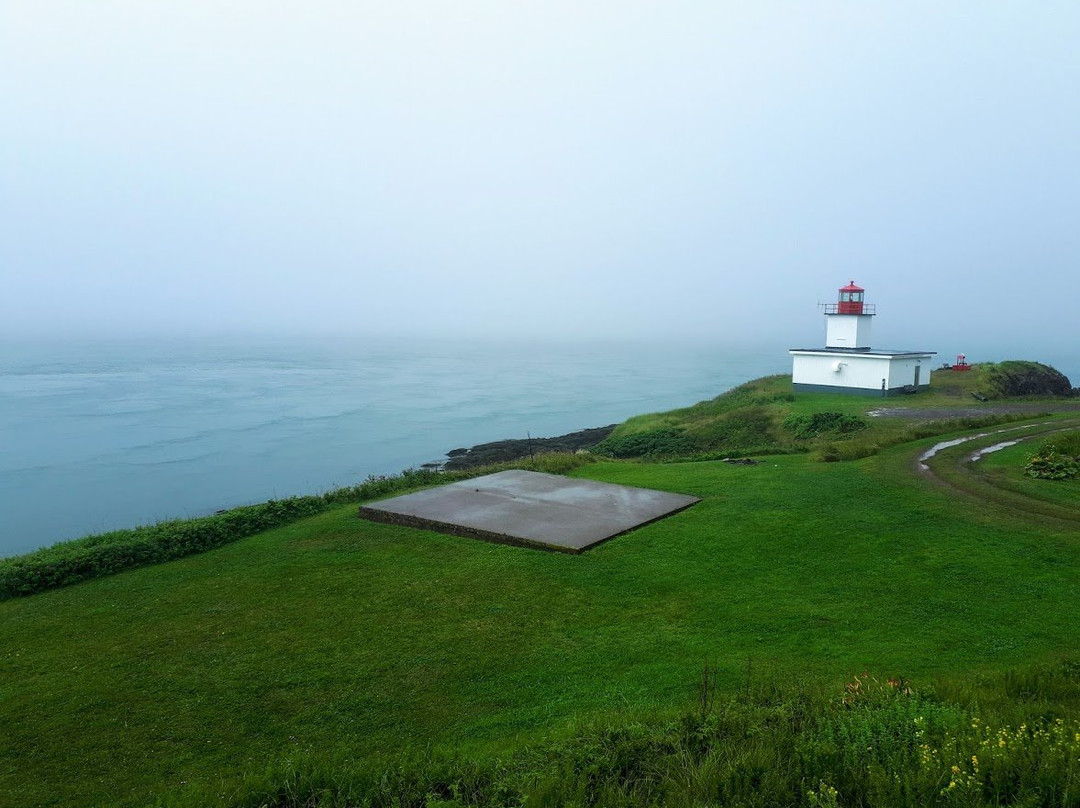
[2, 2, 1078, 361]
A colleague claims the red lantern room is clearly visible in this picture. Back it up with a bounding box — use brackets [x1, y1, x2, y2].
[837, 281, 865, 314]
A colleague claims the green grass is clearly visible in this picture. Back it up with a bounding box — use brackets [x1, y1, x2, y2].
[596, 366, 1071, 462]
[167, 669, 1080, 808]
[969, 435, 1080, 508]
[3, 418, 1080, 806]
[0, 453, 596, 600]
[919, 417, 1080, 523]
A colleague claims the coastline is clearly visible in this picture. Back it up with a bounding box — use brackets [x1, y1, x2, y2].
[431, 425, 616, 471]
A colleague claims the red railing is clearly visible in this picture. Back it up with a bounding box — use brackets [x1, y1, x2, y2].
[822, 303, 877, 315]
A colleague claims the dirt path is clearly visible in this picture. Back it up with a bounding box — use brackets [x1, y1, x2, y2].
[913, 418, 1080, 523]
[871, 402, 1080, 420]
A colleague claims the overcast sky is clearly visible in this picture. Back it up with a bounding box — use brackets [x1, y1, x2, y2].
[2, 2, 1078, 357]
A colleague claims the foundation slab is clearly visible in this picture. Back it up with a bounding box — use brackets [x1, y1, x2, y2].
[358, 469, 700, 553]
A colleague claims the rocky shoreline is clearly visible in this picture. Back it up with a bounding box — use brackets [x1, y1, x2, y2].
[428, 425, 617, 471]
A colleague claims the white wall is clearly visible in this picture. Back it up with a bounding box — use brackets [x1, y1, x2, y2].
[791, 352, 932, 392]
[792, 353, 890, 390]
[825, 315, 873, 349]
[885, 355, 930, 389]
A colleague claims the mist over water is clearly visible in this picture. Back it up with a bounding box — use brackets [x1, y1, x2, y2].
[0, 335, 789, 557]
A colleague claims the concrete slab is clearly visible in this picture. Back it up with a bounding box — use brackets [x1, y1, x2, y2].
[358, 469, 700, 554]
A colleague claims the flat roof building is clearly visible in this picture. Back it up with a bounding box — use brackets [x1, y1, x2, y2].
[789, 281, 935, 396]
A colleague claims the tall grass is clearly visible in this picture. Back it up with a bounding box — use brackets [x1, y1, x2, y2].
[166, 659, 1080, 808]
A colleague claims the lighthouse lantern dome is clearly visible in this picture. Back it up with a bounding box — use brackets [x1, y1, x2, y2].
[837, 281, 865, 314]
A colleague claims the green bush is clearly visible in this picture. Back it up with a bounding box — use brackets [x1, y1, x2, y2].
[783, 412, 869, 439]
[1026, 430, 1080, 480]
[0, 455, 595, 600]
[0, 496, 327, 599]
[593, 428, 698, 458]
[1025, 451, 1079, 481]
[693, 405, 777, 450]
[1035, 431, 1080, 459]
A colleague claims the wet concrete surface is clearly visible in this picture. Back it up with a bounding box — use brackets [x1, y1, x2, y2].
[358, 469, 700, 553]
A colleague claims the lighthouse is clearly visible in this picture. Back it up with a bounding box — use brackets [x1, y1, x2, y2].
[789, 281, 936, 396]
[825, 281, 874, 349]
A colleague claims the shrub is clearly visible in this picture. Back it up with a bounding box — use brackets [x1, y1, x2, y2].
[1035, 431, 1080, 459]
[783, 412, 868, 440]
[0, 453, 596, 600]
[593, 428, 698, 458]
[1025, 430, 1080, 480]
[1025, 451, 1079, 481]
[693, 405, 777, 450]
[0, 497, 326, 599]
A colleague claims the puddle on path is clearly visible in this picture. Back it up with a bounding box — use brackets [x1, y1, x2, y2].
[919, 434, 990, 469]
[918, 423, 1047, 470]
[969, 440, 1022, 462]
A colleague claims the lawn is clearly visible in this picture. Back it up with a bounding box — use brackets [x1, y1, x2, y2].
[2, 425, 1078, 807]
[973, 432, 1080, 509]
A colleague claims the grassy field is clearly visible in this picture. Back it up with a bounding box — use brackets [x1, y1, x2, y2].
[3, 397, 1079, 806]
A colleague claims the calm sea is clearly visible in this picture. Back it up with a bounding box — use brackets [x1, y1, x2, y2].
[0, 335, 789, 557]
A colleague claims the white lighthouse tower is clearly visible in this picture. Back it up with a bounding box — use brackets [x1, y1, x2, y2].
[825, 281, 874, 349]
[790, 281, 936, 396]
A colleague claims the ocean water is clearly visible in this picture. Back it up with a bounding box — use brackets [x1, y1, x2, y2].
[0, 335, 788, 557]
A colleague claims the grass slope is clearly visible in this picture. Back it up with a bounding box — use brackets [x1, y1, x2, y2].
[597, 363, 1076, 461]
[2, 422, 1078, 806]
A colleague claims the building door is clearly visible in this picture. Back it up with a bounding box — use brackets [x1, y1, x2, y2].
[914, 366, 921, 388]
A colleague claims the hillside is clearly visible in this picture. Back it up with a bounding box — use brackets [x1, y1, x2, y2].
[595, 361, 1078, 461]
[1, 365, 1079, 807]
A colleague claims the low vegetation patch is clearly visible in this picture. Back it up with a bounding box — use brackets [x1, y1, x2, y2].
[0, 452, 594, 599]
[171, 660, 1080, 808]
[602, 369, 1065, 463]
[1026, 431, 1080, 481]
[782, 411, 868, 439]
[593, 427, 698, 458]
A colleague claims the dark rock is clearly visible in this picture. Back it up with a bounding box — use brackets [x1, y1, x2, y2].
[443, 425, 617, 471]
[984, 361, 1072, 398]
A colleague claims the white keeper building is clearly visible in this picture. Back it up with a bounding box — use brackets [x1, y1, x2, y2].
[789, 281, 936, 397]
